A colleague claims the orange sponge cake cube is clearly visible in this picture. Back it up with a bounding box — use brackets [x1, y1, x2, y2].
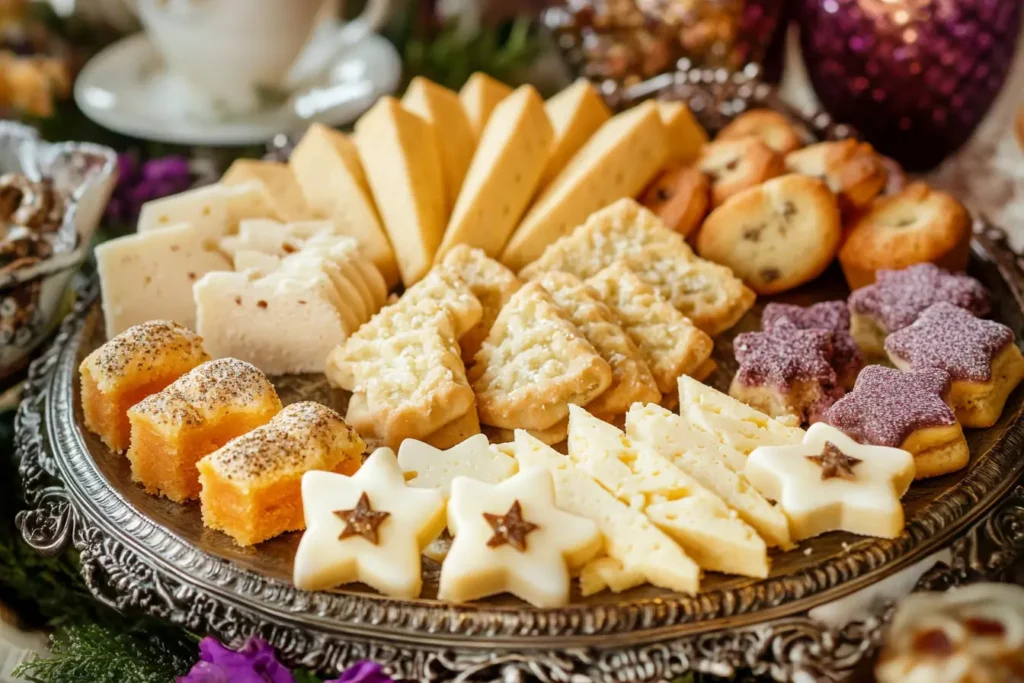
[80, 321, 209, 453]
[126, 358, 282, 502]
[197, 401, 365, 546]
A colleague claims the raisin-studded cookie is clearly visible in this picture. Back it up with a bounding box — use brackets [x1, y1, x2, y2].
[886, 302, 1024, 429]
[762, 301, 864, 389]
[697, 136, 786, 207]
[825, 365, 968, 480]
[838, 182, 971, 290]
[697, 174, 842, 295]
[848, 263, 991, 357]
[730, 323, 842, 425]
[716, 109, 804, 155]
[784, 140, 888, 213]
[640, 165, 709, 239]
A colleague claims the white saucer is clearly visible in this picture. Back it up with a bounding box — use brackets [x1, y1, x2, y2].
[75, 26, 401, 146]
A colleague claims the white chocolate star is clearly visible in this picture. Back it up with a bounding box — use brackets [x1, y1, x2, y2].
[745, 423, 915, 541]
[397, 434, 518, 498]
[438, 467, 602, 607]
[293, 448, 445, 598]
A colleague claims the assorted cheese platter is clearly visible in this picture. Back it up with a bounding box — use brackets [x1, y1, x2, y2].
[16, 66, 1024, 682]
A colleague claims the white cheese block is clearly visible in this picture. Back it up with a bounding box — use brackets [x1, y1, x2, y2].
[436, 85, 553, 260]
[219, 219, 334, 258]
[233, 250, 283, 275]
[397, 434, 517, 499]
[567, 405, 769, 578]
[193, 269, 347, 375]
[678, 376, 806, 455]
[624, 403, 792, 549]
[96, 222, 231, 337]
[269, 253, 362, 335]
[513, 430, 700, 594]
[137, 182, 275, 238]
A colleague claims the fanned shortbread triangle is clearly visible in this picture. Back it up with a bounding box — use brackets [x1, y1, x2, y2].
[470, 283, 612, 431]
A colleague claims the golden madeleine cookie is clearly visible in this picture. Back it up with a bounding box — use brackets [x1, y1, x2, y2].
[785, 139, 888, 212]
[639, 165, 710, 239]
[697, 174, 842, 295]
[716, 109, 803, 155]
[698, 136, 786, 207]
[838, 182, 971, 290]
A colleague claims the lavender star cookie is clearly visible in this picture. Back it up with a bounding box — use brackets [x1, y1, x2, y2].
[762, 301, 864, 389]
[848, 263, 990, 356]
[885, 302, 1024, 429]
[824, 365, 967, 479]
[730, 325, 841, 425]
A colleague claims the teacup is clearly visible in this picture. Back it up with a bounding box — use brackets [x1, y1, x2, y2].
[134, 0, 392, 116]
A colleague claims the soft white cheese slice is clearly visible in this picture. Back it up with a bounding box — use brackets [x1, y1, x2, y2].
[137, 182, 275, 238]
[219, 219, 334, 258]
[96, 222, 230, 337]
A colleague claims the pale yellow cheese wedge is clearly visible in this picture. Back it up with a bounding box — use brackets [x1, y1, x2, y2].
[288, 123, 399, 288]
[222, 159, 308, 222]
[436, 85, 553, 261]
[137, 182, 273, 238]
[501, 101, 669, 271]
[567, 405, 769, 578]
[354, 97, 447, 287]
[459, 72, 512, 139]
[541, 79, 611, 188]
[658, 101, 708, 166]
[513, 430, 700, 594]
[402, 77, 477, 213]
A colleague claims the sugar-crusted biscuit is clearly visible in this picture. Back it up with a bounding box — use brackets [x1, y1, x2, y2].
[80, 321, 209, 454]
[716, 109, 803, 155]
[470, 283, 612, 431]
[439, 245, 521, 363]
[534, 271, 660, 416]
[639, 165, 709, 239]
[698, 136, 786, 206]
[785, 139, 887, 212]
[762, 301, 864, 390]
[486, 417, 569, 447]
[197, 401, 364, 546]
[586, 262, 713, 395]
[838, 182, 971, 290]
[697, 174, 842, 295]
[520, 199, 754, 335]
[885, 302, 1024, 429]
[422, 406, 482, 450]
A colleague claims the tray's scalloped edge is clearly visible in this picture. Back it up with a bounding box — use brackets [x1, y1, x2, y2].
[15, 69, 1024, 682]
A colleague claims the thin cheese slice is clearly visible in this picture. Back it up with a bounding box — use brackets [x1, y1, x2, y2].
[459, 72, 512, 139]
[541, 79, 612, 188]
[624, 403, 792, 548]
[658, 101, 708, 166]
[567, 405, 769, 578]
[354, 97, 447, 287]
[501, 100, 669, 271]
[436, 85, 553, 261]
[678, 376, 806, 455]
[222, 159, 308, 222]
[402, 77, 477, 213]
[288, 123, 399, 287]
[137, 182, 273, 238]
[513, 430, 700, 594]
[97, 222, 231, 337]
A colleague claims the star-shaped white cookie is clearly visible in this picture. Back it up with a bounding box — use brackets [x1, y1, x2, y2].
[293, 447, 446, 598]
[397, 434, 518, 499]
[745, 422, 915, 541]
[439, 467, 602, 607]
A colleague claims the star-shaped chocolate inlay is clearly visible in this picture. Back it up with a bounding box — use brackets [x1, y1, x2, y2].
[848, 263, 990, 333]
[885, 302, 1014, 382]
[334, 492, 390, 545]
[733, 325, 837, 390]
[805, 441, 861, 480]
[482, 500, 539, 552]
[825, 365, 956, 448]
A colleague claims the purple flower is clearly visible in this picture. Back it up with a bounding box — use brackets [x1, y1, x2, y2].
[326, 661, 393, 683]
[177, 637, 294, 683]
[105, 153, 194, 227]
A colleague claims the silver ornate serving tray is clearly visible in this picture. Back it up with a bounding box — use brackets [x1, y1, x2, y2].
[16, 68, 1024, 682]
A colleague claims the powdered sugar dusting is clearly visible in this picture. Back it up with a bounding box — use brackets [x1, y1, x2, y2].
[885, 302, 1014, 382]
[734, 326, 837, 390]
[763, 301, 864, 384]
[848, 263, 990, 333]
[825, 365, 956, 448]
